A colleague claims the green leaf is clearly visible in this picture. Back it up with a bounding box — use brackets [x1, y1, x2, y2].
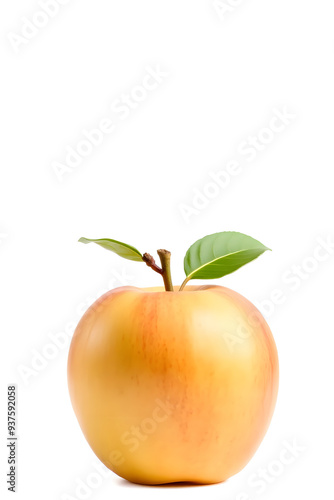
[79, 237, 143, 262]
[183, 231, 270, 283]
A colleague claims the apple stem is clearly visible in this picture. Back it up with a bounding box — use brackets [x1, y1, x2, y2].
[142, 250, 174, 291]
[142, 253, 163, 275]
[157, 249, 174, 292]
[179, 276, 191, 292]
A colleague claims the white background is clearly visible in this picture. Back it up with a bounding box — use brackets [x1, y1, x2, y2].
[1, 0, 334, 499]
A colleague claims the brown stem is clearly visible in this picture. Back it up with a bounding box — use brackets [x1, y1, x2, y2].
[142, 253, 163, 275]
[157, 249, 174, 292]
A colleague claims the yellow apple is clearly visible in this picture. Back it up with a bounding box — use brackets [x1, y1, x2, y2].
[68, 284, 279, 484]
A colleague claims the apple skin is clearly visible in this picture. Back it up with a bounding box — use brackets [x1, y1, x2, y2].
[68, 285, 279, 485]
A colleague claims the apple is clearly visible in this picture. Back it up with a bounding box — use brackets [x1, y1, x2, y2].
[68, 232, 279, 484]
